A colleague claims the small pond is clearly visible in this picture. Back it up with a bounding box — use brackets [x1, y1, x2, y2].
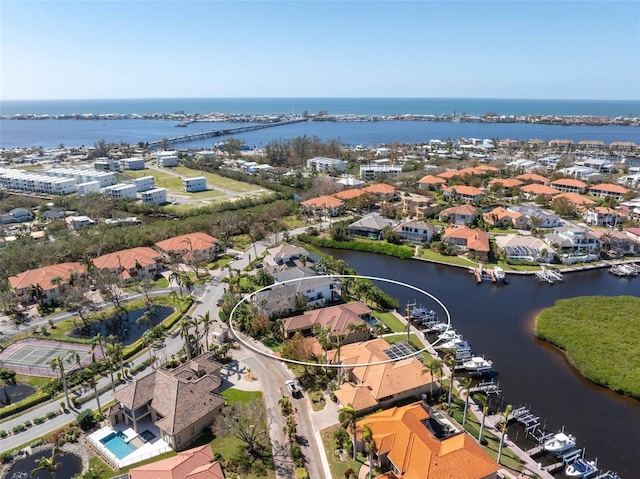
[0, 383, 37, 406]
[6, 449, 82, 479]
[72, 305, 174, 346]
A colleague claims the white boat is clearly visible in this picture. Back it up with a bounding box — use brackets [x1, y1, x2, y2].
[493, 267, 507, 283]
[565, 458, 597, 478]
[544, 432, 576, 453]
[462, 356, 493, 373]
[437, 330, 461, 341]
[410, 306, 437, 321]
[436, 338, 472, 351]
[430, 322, 450, 333]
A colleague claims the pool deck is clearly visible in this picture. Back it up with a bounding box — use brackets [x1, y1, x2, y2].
[88, 420, 170, 469]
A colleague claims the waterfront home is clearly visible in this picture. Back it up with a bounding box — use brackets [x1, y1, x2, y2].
[156, 151, 179, 167]
[618, 197, 640, 220]
[264, 243, 315, 269]
[438, 204, 479, 226]
[578, 140, 607, 151]
[300, 195, 344, 216]
[550, 178, 588, 194]
[328, 338, 436, 414]
[394, 219, 438, 244]
[347, 213, 393, 239]
[110, 352, 225, 452]
[443, 226, 490, 262]
[93, 247, 163, 282]
[155, 232, 219, 263]
[252, 266, 339, 318]
[417, 174, 446, 190]
[610, 141, 638, 152]
[617, 173, 640, 190]
[589, 183, 630, 200]
[442, 185, 484, 203]
[516, 173, 550, 185]
[591, 229, 639, 256]
[354, 403, 500, 479]
[508, 205, 561, 228]
[495, 234, 554, 263]
[281, 301, 371, 344]
[625, 227, 640, 243]
[583, 206, 621, 227]
[483, 206, 528, 229]
[129, 445, 223, 479]
[549, 139, 575, 150]
[9, 262, 86, 304]
[544, 226, 600, 264]
[519, 183, 560, 200]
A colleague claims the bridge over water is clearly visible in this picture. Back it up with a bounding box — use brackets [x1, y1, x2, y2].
[147, 117, 308, 147]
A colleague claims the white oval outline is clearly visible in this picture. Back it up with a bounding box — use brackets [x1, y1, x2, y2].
[228, 274, 452, 368]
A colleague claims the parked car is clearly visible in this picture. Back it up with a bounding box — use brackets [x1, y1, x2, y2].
[285, 380, 303, 399]
[217, 298, 223, 307]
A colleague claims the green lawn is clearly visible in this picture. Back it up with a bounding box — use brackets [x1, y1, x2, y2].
[416, 248, 480, 267]
[536, 296, 640, 399]
[320, 424, 367, 479]
[371, 310, 405, 333]
[221, 388, 262, 404]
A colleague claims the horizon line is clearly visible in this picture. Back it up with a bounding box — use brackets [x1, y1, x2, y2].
[2, 96, 639, 103]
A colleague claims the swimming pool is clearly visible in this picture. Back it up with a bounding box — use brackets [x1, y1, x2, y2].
[100, 431, 137, 459]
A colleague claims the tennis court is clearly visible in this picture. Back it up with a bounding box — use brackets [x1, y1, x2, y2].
[0, 339, 95, 377]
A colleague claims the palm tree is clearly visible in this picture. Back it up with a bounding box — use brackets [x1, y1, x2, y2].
[30, 448, 61, 479]
[92, 333, 115, 392]
[30, 283, 44, 302]
[169, 269, 183, 297]
[497, 404, 513, 464]
[255, 269, 274, 287]
[338, 404, 358, 460]
[443, 353, 456, 407]
[141, 330, 156, 369]
[180, 272, 195, 296]
[198, 311, 212, 352]
[422, 357, 442, 400]
[458, 376, 473, 426]
[106, 341, 124, 379]
[361, 424, 377, 479]
[370, 321, 386, 338]
[475, 393, 489, 444]
[84, 359, 102, 414]
[179, 317, 196, 361]
[49, 354, 77, 409]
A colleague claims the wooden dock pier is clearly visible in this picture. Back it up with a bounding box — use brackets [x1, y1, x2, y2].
[147, 117, 308, 147]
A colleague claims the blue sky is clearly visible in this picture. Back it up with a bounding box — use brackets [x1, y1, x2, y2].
[1, 1, 639, 100]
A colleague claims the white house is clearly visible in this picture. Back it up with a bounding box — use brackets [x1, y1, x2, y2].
[359, 164, 402, 180]
[156, 151, 179, 167]
[65, 215, 96, 231]
[393, 220, 438, 244]
[76, 181, 101, 196]
[306, 157, 346, 174]
[132, 176, 155, 192]
[141, 187, 167, 205]
[102, 183, 138, 200]
[544, 226, 600, 264]
[183, 177, 207, 192]
[120, 157, 146, 170]
[495, 234, 555, 263]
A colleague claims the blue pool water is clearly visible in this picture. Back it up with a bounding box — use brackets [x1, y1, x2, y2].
[364, 317, 379, 327]
[100, 431, 137, 459]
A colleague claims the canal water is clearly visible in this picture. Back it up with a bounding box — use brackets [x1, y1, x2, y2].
[323, 249, 640, 477]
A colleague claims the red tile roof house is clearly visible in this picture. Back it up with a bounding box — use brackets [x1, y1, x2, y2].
[443, 226, 490, 262]
[282, 301, 371, 345]
[328, 338, 437, 414]
[483, 206, 528, 230]
[93, 247, 163, 283]
[9, 262, 86, 304]
[550, 178, 588, 194]
[487, 178, 523, 191]
[589, 183, 630, 200]
[155, 233, 220, 263]
[442, 185, 484, 203]
[129, 445, 224, 479]
[353, 403, 499, 479]
[417, 175, 447, 190]
[300, 195, 344, 216]
[516, 173, 550, 185]
[519, 183, 561, 200]
[583, 206, 621, 227]
[552, 192, 597, 207]
[438, 204, 479, 226]
[110, 352, 226, 452]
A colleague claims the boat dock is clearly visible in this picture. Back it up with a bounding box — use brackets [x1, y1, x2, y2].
[469, 379, 502, 396]
[470, 266, 494, 283]
[609, 263, 638, 277]
[535, 267, 564, 284]
[147, 117, 308, 147]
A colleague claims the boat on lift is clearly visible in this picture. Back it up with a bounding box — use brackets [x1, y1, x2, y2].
[565, 458, 598, 478]
[543, 432, 576, 454]
[462, 356, 493, 374]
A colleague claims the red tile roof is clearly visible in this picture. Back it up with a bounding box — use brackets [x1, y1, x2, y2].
[589, 183, 630, 194]
[9, 262, 86, 292]
[443, 185, 484, 197]
[155, 232, 218, 255]
[488, 178, 523, 188]
[283, 302, 371, 337]
[553, 192, 597, 206]
[444, 226, 490, 252]
[301, 195, 344, 209]
[358, 403, 499, 479]
[93, 247, 161, 272]
[333, 188, 366, 200]
[418, 175, 447, 185]
[516, 173, 550, 184]
[130, 445, 223, 479]
[520, 183, 560, 196]
[550, 178, 588, 189]
[362, 183, 396, 195]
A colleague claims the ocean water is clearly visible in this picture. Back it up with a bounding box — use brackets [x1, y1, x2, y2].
[1, 118, 638, 150]
[2, 97, 639, 117]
